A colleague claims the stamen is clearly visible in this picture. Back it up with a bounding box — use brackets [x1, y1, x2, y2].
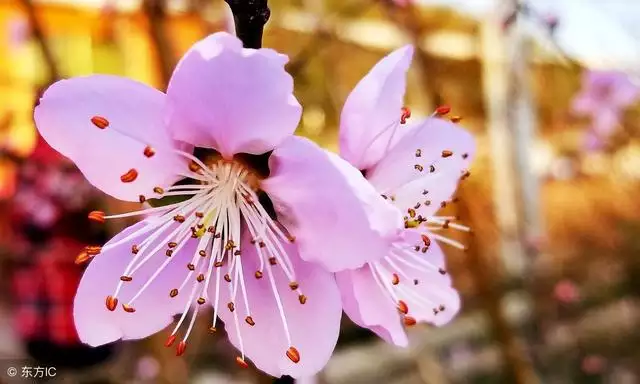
[120, 169, 138, 183]
[434, 105, 451, 116]
[88, 211, 105, 223]
[286, 346, 301, 363]
[143, 146, 156, 158]
[94, 157, 304, 361]
[90, 116, 109, 129]
[105, 295, 118, 311]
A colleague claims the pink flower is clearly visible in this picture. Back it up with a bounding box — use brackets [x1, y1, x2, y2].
[553, 279, 580, 304]
[572, 70, 640, 136]
[335, 45, 476, 346]
[34, 32, 401, 377]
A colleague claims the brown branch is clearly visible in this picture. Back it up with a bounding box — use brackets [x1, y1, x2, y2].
[379, 0, 443, 106]
[142, 0, 176, 89]
[18, 0, 60, 82]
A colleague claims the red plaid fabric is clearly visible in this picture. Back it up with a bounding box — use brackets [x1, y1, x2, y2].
[12, 237, 83, 346]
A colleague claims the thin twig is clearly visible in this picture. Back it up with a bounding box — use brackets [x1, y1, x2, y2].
[379, 0, 443, 106]
[18, 0, 60, 81]
[142, 0, 176, 89]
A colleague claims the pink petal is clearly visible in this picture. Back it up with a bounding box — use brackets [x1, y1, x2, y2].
[34, 75, 188, 202]
[262, 136, 403, 272]
[166, 32, 301, 158]
[336, 267, 408, 347]
[74, 220, 197, 346]
[214, 232, 342, 378]
[366, 118, 475, 218]
[336, 231, 460, 346]
[606, 72, 640, 107]
[339, 45, 414, 170]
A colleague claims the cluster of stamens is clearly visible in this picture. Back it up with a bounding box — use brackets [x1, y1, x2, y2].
[82, 115, 305, 368]
[366, 105, 472, 328]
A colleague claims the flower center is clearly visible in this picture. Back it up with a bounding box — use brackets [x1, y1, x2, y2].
[83, 152, 303, 367]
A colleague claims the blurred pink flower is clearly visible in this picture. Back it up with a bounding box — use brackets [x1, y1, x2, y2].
[136, 355, 160, 380]
[335, 45, 476, 346]
[392, 0, 410, 7]
[572, 70, 640, 137]
[34, 32, 401, 378]
[582, 130, 605, 152]
[581, 355, 606, 375]
[7, 17, 30, 50]
[553, 279, 580, 304]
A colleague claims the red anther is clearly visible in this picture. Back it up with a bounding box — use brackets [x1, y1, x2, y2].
[120, 169, 138, 183]
[169, 289, 179, 298]
[122, 304, 136, 313]
[176, 341, 187, 356]
[245, 316, 255, 326]
[143, 146, 156, 158]
[120, 275, 132, 282]
[255, 271, 263, 279]
[403, 316, 417, 326]
[400, 107, 411, 124]
[165, 335, 177, 347]
[391, 273, 400, 285]
[397, 300, 409, 314]
[441, 150, 453, 158]
[85, 245, 102, 255]
[88, 211, 105, 223]
[75, 251, 92, 265]
[196, 274, 205, 282]
[236, 356, 249, 368]
[435, 105, 451, 116]
[421, 234, 431, 247]
[286, 347, 300, 363]
[91, 116, 109, 129]
[105, 296, 118, 311]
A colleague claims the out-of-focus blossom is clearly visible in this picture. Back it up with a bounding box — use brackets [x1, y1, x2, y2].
[581, 355, 607, 375]
[11, 136, 95, 230]
[335, 45, 476, 346]
[34, 32, 401, 378]
[572, 70, 640, 137]
[392, 0, 411, 7]
[7, 17, 30, 51]
[582, 131, 605, 153]
[136, 355, 160, 380]
[553, 279, 580, 304]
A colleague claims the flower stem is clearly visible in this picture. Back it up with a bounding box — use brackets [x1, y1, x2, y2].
[224, 0, 270, 49]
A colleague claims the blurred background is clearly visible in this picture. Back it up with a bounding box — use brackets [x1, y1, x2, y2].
[1, 0, 640, 383]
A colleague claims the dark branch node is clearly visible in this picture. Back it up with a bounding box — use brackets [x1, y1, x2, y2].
[224, 0, 270, 48]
